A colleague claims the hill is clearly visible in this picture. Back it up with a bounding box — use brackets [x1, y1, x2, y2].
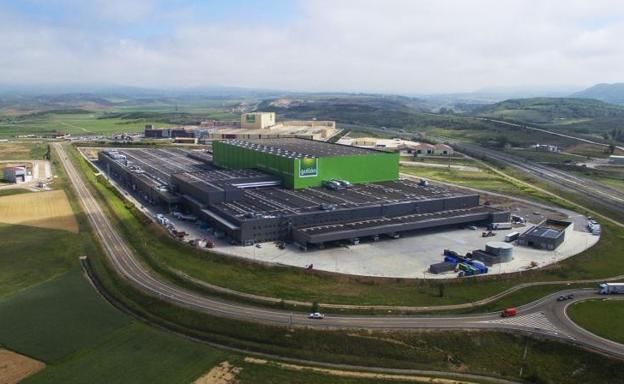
[471, 97, 624, 124]
[572, 83, 624, 104]
[255, 95, 482, 130]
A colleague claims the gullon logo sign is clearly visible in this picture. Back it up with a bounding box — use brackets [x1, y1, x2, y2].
[299, 157, 318, 177]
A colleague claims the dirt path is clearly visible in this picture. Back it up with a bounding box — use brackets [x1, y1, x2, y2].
[58, 121, 90, 133]
[243, 357, 476, 383]
[193, 361, 242, 384]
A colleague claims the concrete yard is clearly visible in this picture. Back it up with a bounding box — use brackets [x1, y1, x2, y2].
[219, 225, 597, 279]
[161, 205, 598, 279]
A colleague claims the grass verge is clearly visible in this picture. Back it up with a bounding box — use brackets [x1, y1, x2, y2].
[568, 299, 624, 344]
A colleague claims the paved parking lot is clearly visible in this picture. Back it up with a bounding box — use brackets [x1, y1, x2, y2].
[166, 207, 598, 279]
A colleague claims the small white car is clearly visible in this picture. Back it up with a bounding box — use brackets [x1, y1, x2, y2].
[308, 312, 325, 320]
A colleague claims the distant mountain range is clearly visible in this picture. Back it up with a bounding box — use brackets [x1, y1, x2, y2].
[571, 83, 624, 105]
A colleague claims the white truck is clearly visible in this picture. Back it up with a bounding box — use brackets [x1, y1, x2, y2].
[504, 231, 520, 242]
[488, 222, 513, 230]
[598, 283, 624, 294]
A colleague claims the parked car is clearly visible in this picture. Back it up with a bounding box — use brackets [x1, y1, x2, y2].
[308, 312, 325, 320]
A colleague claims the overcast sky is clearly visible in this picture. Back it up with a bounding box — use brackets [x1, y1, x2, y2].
[1, 0, 623, 94]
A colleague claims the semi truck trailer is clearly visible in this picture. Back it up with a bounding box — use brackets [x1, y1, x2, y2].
[488, 222, 513, 230]
[504, 231, 520, 242]
[598, 283, 624, 294]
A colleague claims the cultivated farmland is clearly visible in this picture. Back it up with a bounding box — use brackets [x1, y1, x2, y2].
[0, 190, 78, 233]
[0, 349, 45, 384]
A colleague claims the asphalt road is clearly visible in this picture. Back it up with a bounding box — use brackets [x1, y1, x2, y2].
[477, 117, 624, 153]
[456, 142, 624, 217]
[53, 143, 624, 360]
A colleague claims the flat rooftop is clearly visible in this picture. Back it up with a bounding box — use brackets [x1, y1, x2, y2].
[102, 148, 281, 191]
[104, 148, 210, 182]
[220, 137, 380, 158]
[211, 179, 473, 219]
[100, 148, 476, 220]
[522, 219, 571, 239]
[174, 169, 281, 192]
[525, 227, 562, 239]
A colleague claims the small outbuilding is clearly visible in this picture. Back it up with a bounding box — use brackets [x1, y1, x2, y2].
[516, 219, 572, 250]
[3, 166, 26, 183]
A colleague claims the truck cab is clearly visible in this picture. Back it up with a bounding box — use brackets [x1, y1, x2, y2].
[599, 283, 624, 294]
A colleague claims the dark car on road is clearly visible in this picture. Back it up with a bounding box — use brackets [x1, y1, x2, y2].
[557, 294, 575, 301]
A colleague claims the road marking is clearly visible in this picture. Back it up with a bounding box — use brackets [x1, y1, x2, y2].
[483, 312, 566, 336]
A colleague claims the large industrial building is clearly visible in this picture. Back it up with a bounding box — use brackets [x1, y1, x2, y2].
[143, 112, 338, 141]
[212, 138, 399, 189]
[337, 137, 454, 156]
[98, 138, 509, 247]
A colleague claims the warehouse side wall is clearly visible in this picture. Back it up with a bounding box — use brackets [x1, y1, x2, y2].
[293, 153, 399, 189]
[213, 141, 399, 189]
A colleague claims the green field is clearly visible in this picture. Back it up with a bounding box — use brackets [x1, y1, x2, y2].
[568, 300, 624, 344]
[401, 164, 515, 192]
[0, 112, 164, 137]
[0, 223, 81, 297]
[24, 322, 225, 384]
[0, 98, 241, 137]
[0, 141, 48, 160]
[0, 269, 131, 361]
[0, 188, 33, 197]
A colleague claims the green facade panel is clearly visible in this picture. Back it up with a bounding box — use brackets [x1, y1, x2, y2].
[212, 141, 399, 189]
[293, 153, 399, 189]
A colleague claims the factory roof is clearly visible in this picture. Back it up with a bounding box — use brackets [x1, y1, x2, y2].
[220, 137, 382, 158]
[211, 179, 474, 219]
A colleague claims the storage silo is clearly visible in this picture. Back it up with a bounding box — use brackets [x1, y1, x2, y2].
[486, 241, 513, 262]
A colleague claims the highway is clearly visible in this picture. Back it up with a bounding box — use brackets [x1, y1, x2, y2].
[455, 142, 624, 218]
[53, 143, 624, 360]
[477, 117, 624, 153]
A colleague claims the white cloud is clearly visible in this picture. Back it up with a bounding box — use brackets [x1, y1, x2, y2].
[1, 0, 624, 93]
